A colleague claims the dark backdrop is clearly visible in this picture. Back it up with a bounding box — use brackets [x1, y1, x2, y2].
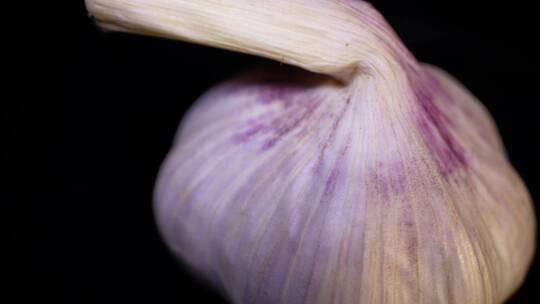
[5, 0, 539, 303]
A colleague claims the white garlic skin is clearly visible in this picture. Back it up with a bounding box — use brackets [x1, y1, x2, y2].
[154, 64, 534, 303]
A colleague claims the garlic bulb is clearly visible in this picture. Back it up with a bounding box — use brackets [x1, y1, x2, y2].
[86, 0, 535, 303]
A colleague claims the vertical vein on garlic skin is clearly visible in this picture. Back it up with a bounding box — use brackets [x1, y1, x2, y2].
[336, 89, 369, 304]
[275, 98, 351, 303]
[301, 99, 358, 304]
[225, 115, 330, 300]
[235, 150, 316, 303]
[359, 80, 384, 303]
[418, 140, 478, 302]
[404, 103, 463, 303]
[222, 143, 317, 302]
[250, 115, 335, 296]
[258, 98, 350, 302]
[379, 70, 415, 303]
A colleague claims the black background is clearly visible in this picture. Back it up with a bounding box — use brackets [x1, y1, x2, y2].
[5, 0, 539, 303]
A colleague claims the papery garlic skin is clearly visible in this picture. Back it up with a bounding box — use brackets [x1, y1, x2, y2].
[153, 65, 534, 304]
[86, 0, 535, 303]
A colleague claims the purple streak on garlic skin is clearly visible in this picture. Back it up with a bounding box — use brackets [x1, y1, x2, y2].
[231, 73, 329, 151]
[369, 159, 407, 202]
[312, 97, 352, 175]
[412, 72, 468, 177]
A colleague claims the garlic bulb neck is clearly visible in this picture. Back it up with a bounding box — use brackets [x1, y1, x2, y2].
[85, 0, 414, 83]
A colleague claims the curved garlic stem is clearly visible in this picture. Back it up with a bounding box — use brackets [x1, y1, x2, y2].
[85, 0, 401, 82]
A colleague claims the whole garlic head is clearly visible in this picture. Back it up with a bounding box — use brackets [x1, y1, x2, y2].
[86, 0, 535, 303]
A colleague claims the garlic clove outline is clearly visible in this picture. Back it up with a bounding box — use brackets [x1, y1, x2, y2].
[86, 0, 536, 303]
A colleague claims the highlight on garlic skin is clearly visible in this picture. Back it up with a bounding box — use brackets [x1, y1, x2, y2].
[86, 0, 535, 303]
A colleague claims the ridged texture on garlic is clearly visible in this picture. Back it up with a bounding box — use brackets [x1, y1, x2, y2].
[86, 0, 535, 303]
[153, 64, 534, 303]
